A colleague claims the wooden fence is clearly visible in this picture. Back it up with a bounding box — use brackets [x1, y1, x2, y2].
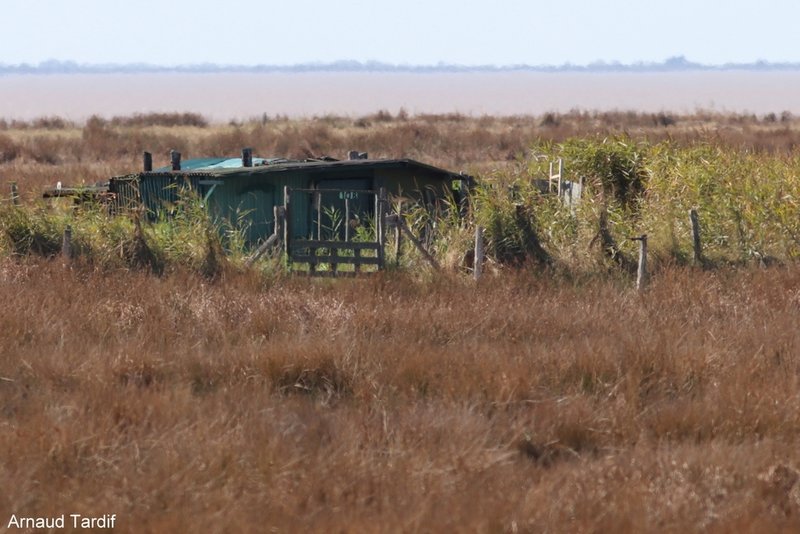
[283, 186, 387, 275]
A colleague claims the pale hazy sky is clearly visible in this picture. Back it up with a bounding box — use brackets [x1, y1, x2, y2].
[2, 0, 799, 66]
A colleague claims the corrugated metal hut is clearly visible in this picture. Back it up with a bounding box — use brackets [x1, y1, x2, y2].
[110, 152, 469, 244]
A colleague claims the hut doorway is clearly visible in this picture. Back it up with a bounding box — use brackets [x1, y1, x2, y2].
[313, 178, 372, 241]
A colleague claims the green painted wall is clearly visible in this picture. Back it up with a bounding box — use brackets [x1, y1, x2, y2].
[125, 164, 456, 247]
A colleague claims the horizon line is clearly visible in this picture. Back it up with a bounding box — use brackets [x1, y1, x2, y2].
[3, 56, 800, 74]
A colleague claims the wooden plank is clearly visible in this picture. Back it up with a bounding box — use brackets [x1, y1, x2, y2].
[331, 244, 339, 273]
[245, 232, 279, 266]
[290, 188, 378, 195]
[297, 270, 367, 278]
[291, 254, 381, 265]
[396, 217, 440, 270]
[289, 240, 380, 251]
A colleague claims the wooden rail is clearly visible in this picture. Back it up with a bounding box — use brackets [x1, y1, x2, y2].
[288, 240, 383, 275]
[284, 186, 387, 275]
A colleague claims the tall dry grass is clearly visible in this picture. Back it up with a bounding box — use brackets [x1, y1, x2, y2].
[2, 112, 800, 531]
[2, 109, 800, 199]
[1, 262, 800, 531]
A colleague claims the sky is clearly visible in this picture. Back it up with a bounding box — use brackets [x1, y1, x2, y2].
[2, 0, 800, 67]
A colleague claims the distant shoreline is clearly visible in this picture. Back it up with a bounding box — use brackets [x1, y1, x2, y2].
[2, 71, 800, 121]
[3, 57, 800, 76]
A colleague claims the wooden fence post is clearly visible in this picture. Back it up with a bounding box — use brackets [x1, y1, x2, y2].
[315, 191, 322, 240]
[274, 205, 285, 245]
[394, 209, 403, 267]
[283, 187, 291, 258]
[143, 151, 153, 172]
[62, 225, 73, 263]
[689, 208, 703, 265]
[474, 226, 485, 280]
[629, 234, 648, 291]
[10, 182, 19, 205]
[344, 198, 350, 242]
[377, 187, 386, 270]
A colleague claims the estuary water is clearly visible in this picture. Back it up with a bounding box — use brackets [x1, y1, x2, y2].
[1, 71, 799, 121]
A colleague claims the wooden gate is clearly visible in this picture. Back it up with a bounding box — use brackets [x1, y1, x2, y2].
[283, 186, 387, 276]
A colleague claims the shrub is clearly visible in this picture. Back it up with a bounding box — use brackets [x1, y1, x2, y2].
[108, 112, 208, 128]
[0, 133, 19, 163]
[558, 137, 649, 206]
[0, 204, 65, 256]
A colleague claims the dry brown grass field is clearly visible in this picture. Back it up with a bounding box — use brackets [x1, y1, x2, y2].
[2, 109, 800, 197]
[2, 112, 800, 532]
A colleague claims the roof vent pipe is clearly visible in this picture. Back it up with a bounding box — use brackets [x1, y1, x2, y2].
[170, 150, 181, 171]
[242, 147, 253, 167]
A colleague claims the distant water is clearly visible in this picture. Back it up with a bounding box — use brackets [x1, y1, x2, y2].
[2, 71, 800, 121]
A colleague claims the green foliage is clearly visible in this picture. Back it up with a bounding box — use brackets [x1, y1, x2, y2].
[5, 136, 800, 276]
[643, 144, 800, 262]
[457, 137, 800, 272]
[0, 186, 251, 277]
[523, 138, 800, 267]
[558, 137, 649, 206]
[0, 202, 66, 256]
[147, 188, 241, 276]
[399, 189, 472, 270]
[470, 170, 534, 263]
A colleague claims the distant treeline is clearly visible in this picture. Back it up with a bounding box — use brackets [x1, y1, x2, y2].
[3, 56, 800, 75]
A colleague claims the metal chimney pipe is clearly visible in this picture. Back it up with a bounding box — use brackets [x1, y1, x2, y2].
[170, 150, 181, 171]
[242, 147, 253, 167]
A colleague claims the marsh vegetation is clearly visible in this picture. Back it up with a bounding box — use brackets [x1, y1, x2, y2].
[2, 111, 800, 532]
